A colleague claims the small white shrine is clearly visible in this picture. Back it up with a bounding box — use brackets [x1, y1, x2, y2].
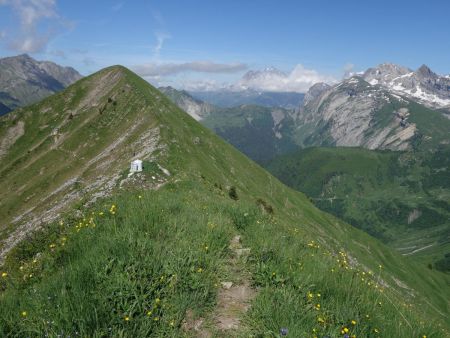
[130, 159, 143, 173]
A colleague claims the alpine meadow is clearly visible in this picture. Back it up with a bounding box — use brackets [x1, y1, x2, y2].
[1, 1, 450, 337]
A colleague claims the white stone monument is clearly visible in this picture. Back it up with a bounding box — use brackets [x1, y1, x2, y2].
[130, 159, 143, 173]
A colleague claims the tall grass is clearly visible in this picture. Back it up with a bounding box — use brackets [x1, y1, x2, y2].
[1, 179, 447, 337]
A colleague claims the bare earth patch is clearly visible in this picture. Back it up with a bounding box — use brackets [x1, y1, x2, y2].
[182, 235, 256, 337]
[0, 120, 24, 160]
[214, 235, 256, 333]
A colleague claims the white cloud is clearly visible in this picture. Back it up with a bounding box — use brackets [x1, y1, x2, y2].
[133, 61, 248, 77]
[342, 63, 363, 78]
[0, 0, 67, 53]
[237, 64, 336, 92]
[153, 31, 171, 58]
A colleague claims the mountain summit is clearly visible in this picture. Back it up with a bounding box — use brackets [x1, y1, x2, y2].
[0, 54, 82, 115]
[362, 63, 450, 108]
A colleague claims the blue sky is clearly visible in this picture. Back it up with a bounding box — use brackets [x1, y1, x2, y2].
[1, 0, 449, 91]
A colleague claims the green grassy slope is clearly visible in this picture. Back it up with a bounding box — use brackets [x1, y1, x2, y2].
[266, 147, 450, 272]
[0, 66, 165, 250]
[1, 67, 449, 337]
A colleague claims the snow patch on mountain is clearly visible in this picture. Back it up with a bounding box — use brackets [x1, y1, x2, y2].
[363, 64, 450, 109]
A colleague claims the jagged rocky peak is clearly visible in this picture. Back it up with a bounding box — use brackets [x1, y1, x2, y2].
[303, 82, 331, 105]
[363, 63, 412, 84]
[415, 64, 437, 79]
[0, 54, 83, 111]
[361, 62, 450, 109]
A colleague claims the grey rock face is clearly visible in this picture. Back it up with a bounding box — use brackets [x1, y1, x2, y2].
[303, 82, 331, 105]
[159, 86, 214, 120]
[297, 77, 416, 150]
[363, 63, 450, 108]
[0, 54, 83, 112]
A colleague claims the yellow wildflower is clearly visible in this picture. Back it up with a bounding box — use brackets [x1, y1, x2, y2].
[351, 320, 356, 325]
[146, 310, 152, 316]
[197, 267, 203, 273]
[21, 311, 27, 317]
[1, 272, 7, 278]
[343, 327, 349, 333]
[124, 316, 130, 321]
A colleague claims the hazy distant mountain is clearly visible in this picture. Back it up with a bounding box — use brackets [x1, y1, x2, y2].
[0, 102, 10, 116]
[363, 63, 450, 109]
[160, 86, 298, 163]
[158, 86, 215, 120]
[0, 54, 82, 112]
[189, 89, 304, 109]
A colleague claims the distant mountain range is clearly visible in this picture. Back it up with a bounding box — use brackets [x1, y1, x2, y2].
[160, 86, 297, 163]
[0, 54, 82, 115]
[158, 86, 214, 120]
[363, 63, 450, 110]
[188, 89, 304, 109]
[163, 66, 450, 165]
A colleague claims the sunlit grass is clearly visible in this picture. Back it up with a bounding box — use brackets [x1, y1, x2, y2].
[1, 179, 447, 337]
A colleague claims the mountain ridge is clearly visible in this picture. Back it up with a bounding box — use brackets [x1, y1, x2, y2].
[0, 65, 449, 336]
[362, 63, 450, 110]
[0, 54, 82, 112]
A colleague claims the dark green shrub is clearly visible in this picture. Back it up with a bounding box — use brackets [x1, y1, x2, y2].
[228, 186, 238, 200]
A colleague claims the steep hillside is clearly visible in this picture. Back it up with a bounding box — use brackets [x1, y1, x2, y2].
[189, 90, 304, 109]
[295, 76, 450, 151]
[0, 102, 10, 116]
[158, 86, 215, 120]
[1, 66, 449, 337]
[202, 105, 298, 164]
[160, 87, 299, 164]
[267, 146, 450, 271]
[0, 66, 162, 260]
[0, 54, 82, 112]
